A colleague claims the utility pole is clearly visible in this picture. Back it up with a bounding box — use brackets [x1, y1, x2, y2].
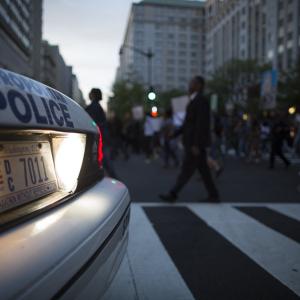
[119, 44, 154, 90]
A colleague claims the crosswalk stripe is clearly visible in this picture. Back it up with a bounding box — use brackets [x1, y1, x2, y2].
[103, 205, 195, 300]
[103, 203, 300, 299]
[268, 204, 300, 222]
[188, 204, 300, 297]
[236, 206, 300, 243]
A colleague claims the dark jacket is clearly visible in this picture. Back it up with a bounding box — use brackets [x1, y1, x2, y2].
[86, 101, 109, 144]
[176, 92, 211, 149]
[271, 120, 289, 146]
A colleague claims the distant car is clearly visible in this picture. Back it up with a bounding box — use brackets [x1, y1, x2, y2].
[0, 68, 130, 299]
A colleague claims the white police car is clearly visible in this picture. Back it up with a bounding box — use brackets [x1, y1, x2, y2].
[0, 68, 130, 299]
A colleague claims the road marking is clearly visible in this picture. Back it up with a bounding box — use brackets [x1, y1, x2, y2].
[145, 206, 300, 300]
[237, 206, 300, 243]
[188, 203, 300, 297]
[104, 205, 195, 300]
[268, 204, 300, 222]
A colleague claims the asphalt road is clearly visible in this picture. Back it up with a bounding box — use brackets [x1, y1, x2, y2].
[103, 153, 300, 300]
[103, 203, 300, 300]
[113, 153, 300, 203]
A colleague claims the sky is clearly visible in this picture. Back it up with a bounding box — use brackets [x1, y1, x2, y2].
[43, 0, 134, 105]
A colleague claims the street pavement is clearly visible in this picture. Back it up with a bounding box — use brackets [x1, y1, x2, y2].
[103, 154, 300, 300]
[114, 154, 300, 203]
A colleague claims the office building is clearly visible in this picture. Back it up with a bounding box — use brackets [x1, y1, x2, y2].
[205, 0, 300, 77]
[0, 0, 42, 80]
[118, 0, 206, 92]
[41, 41, 85, 106]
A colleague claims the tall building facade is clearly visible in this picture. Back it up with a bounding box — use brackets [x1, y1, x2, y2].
[0, 0, 42, 80]
[72, 74, 86, 107]
[118, 0, 206, 92]
[41, 41, 72, 97]
[205, 0, 300, 77]
[41, 41, 85, 106]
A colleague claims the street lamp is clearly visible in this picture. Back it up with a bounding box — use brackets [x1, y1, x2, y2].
[119, 44, 154, 90]
[288, 106, 296, 115]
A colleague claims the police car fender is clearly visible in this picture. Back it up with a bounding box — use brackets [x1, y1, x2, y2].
[0, 68, 96, 133]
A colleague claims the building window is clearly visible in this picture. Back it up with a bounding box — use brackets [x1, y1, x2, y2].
[178, 59, 186, 65]
[167, 50, 175, 56]
[287, 49, 293, 68]
[278, 44, 284, 53]
[179, 34, 187, 41]
[278, 1, 284, 10]
[166, 76, 175, 82]
[178, 68, 187, 74]
[287, 13, 293, 23]
[178, 76, 187, 82]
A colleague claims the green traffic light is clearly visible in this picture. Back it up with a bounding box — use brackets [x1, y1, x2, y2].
[148, 91, 156, 100]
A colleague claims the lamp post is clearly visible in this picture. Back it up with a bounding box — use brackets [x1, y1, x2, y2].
[119, 44, 154, 92]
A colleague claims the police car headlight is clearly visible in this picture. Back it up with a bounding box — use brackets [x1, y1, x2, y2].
[52, 133, 86, 192]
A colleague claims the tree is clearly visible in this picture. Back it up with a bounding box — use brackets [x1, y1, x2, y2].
[207, 59, 271, 113]
[277, 60, 300, 109]
[108, 80, 146, 119]
[157, 89, 185, 111]
[108, 79, 186, 118]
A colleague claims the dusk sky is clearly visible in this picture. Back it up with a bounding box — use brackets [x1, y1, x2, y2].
[43, 0, 134, 105]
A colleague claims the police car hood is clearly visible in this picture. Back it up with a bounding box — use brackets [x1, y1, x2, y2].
[0, 68, 96, 134]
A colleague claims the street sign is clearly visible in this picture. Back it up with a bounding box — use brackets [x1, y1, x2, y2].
[132, 106, 144, 120]
[210, 94, 218, 112]
[171, 95, 189, 127]
[261, 70, 277, 109]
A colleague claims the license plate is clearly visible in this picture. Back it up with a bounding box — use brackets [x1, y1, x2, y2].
[0, 141, 58, 214]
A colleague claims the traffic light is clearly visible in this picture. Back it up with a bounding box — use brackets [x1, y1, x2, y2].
[151, 106, 158, 117]
[147, 86, 156, 101]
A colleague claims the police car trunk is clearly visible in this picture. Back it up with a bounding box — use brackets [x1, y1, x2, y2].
[0, 68, 130, 300]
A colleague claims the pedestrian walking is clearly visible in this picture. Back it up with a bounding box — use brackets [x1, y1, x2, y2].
[86, 88, 118, 178]
[293, 114, 300, 157]
[269, 116, 291, 169]
[209, 113, 224, 176]
[247, 119, 261, 163]
[161, 109, 179, 168]
[159, 76, 219, 202]
[143, 113, 155, 163]
[260, 120, 271, 156]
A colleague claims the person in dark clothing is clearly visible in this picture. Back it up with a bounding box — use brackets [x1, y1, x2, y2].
[161, 109, 179, 168]
[269, 117, 291, 169]
[159, 76, 219, 202]
[86, 88, 118, 178]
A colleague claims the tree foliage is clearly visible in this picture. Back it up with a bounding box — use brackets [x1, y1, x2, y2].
[207, 59, 271, 112]
[108, 80, 146, 119]
[277, 60, 300, 108]
[157, 89, 185, 111]
[108, 80, 185, 118]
